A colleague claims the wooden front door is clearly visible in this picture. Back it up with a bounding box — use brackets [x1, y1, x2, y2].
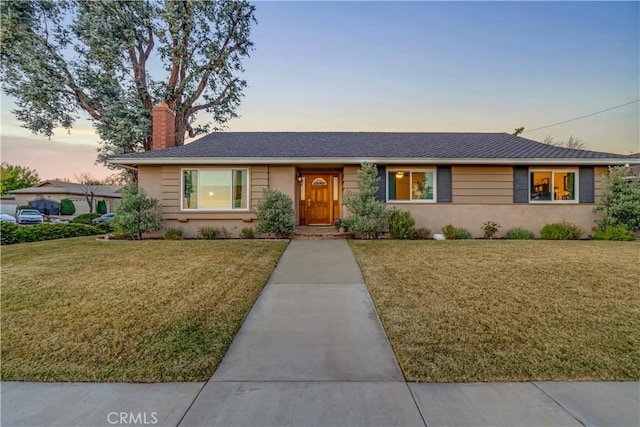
[305, 174, 333, 225]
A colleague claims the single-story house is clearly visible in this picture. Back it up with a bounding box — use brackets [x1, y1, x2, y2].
[110, 103, 638, 238]
[9, 181, 123, 215]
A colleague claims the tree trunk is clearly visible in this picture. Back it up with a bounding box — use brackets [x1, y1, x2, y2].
[174, 108, 188, 147]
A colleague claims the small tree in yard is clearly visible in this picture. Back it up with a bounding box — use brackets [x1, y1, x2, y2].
[344, 162, 390, 239]
[96, 200, 107, 215]
[112, 184, 163, 240]
[255, 189, 295, 238]
[594, 166, 640, 232]
[60, 199, 76, 216]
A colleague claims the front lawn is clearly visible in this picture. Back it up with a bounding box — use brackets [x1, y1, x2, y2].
[350, 240, 639, 382]
[1, 237, 287, 382]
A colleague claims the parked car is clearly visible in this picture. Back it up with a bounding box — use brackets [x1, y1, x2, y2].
[92, 213, 116, 225]
[0, 213, 17, 223]
[17, 209, 44, 224]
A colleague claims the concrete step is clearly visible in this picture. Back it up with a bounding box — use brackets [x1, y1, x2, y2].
[292, 227, 351, 240]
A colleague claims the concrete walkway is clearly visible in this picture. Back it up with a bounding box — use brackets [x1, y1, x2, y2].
[2, 240, 639, 426]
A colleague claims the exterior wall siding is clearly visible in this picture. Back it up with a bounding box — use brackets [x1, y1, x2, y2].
[451, 166, 513, 204]
[341, 165, 360, 216]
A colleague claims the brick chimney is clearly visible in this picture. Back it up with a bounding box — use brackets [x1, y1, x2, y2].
[152, 102, 175, 150]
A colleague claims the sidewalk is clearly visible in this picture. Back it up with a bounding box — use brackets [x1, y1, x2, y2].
[2, 240, 638, 426]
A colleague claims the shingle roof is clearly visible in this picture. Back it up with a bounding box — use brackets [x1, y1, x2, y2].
[9, 180, 123, 197]
[111, 132, 634, 164]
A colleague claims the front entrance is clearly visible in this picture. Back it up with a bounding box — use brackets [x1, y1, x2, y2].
[299, 172, 340, 226]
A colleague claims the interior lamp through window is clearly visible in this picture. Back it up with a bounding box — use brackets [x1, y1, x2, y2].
[395, 171, 404, 179]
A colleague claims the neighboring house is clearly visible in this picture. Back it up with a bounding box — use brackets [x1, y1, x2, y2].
[110, 103, 639, 237]
[9, 181, 123, 215]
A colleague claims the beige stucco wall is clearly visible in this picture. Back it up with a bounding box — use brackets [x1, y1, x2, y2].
[268, 166, 296, 201]
[390, 204, 600, 238]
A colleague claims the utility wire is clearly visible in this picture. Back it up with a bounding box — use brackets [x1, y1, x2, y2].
[523, 99, 640, 133]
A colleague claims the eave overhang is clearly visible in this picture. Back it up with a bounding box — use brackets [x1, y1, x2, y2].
[108, 157, 639, 167]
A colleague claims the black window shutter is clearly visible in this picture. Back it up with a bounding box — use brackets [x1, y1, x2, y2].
[579, 166, 595, 203]
[375, 165, 386, 202]
[513, 166, 529, 203]
[437, 166, 452, 203]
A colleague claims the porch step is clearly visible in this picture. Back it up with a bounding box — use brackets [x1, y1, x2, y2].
[292, 227, 351, 240]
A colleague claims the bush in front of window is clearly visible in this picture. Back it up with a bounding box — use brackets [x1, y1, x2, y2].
[594, 166, 640, 232]
[590, 224, 636, 241]
[456, 228, 473, 239]
[343, 163, 390, 239]
[482, 221, 501, 239]
[240, 227, 255, 239]
[389, 210, 416, 240]
[60, 198, 76, 215]
[164, 227, 183, 240]
[505, 227, 535, 240]
[197, 226, 229, 239]
[255, 189, 295, 238]
[540, 222, 583, 240]
[413, 227, 431, 240]
[441, 224, 473, 239]
[441, 224, 458, 239]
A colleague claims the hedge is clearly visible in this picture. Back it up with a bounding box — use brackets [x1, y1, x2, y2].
[70, 213, 101, 224]
[1, 222, 104, 245]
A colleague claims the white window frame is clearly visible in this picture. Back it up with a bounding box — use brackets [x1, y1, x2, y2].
[386, 168, 437, 203]
[180, 168, 250, 211]
[529, 168, 579, 204]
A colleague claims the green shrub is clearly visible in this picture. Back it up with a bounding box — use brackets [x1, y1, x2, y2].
[198, 226, 221, 240]
[96, 200, 107, 215]
[240, 227, 255, 239]
[594, 166, 640, 231]
[93, 221, 113, 234]
[505, 227, 535, 240]
[255, 189, 295, 238]
[164, 227, 183, 240]
[70, 213, 101, 224]
[482, 221, 501, 239]
[442, 224, 473, 239]
[343, 163, 390, 239]
[413, 227, 431, 239]
[540, 222, 583, 240]
[1, 222, 102, 245]
[389, 210, 415, 239]
[441, 224, 458, 239]
[1, 222, 21, 245]
[456, 228, 473, 239]
[590, 224, 636, 241]
[60, 199, 76, 215]
[112, 184, 164, 240]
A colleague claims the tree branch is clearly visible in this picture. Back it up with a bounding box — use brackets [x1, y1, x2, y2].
[183, 6, 243, 108]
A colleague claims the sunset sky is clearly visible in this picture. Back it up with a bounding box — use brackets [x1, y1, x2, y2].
[1, 1, 638, 180]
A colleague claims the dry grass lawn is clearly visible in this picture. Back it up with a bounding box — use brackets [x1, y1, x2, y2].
[350, 240, 639, 383]
[1, 237, 287, 382]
